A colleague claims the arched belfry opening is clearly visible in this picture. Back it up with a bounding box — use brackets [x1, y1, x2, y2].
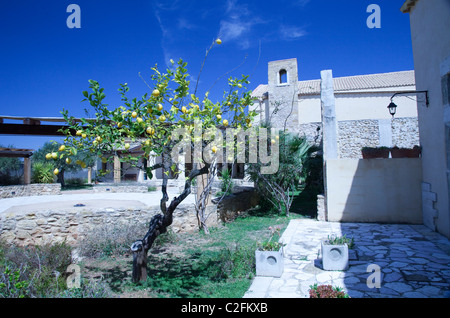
[279, 69, 288, 84]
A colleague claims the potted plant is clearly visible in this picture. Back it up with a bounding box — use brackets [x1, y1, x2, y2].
[255, 226, 285, 277]
[321, 234, 354, 271]
[361, 146, 390, 159]
[390, 145, 421, 158]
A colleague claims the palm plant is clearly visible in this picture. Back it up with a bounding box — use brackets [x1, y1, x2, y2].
[247, 130, 312, 216]
[31, 162, 55, 184]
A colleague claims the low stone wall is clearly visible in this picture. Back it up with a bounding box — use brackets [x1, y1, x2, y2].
[0, 203, 220, 246]
[317, 194, 326, 221]
[0, 183, 61, 199]
[93, 183, 149, 193]
[213, 187, 260, 222]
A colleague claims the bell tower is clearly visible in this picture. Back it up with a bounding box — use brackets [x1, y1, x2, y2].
[267, 58, 299, 132]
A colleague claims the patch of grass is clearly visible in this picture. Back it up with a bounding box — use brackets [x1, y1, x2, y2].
[78, 210, 301, 298]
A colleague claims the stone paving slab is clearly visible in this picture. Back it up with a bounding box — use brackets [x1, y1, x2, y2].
[244, 219, 450, 298]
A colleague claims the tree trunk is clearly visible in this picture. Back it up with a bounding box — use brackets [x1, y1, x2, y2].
[57, 169, 65, 187]
[130, 162, 210, 283]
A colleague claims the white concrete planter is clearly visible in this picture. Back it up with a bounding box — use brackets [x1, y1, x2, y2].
[321, 241, 349, 271]
[255, 249, 284, 277]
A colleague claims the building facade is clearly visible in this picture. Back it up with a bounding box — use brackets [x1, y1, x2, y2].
[402, 0, 450, 238]
[250, 58, 420, 159]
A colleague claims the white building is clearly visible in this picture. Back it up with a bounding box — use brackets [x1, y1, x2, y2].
[401, 0, 450, 238]
[251, 58, 420, 158]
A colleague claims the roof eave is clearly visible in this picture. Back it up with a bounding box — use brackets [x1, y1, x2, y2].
[401, 0, 419, 13]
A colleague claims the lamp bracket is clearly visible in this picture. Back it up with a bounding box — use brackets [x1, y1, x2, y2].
[390, 90, 429, 107]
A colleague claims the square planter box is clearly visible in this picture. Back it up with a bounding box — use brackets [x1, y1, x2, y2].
[255, 249, 284, 277]
[321, 242, 349, 271]
[390, 147, 421, 158]
[361, 147, 390, 159]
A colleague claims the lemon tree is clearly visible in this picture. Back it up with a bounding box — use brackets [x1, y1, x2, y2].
[58, 41, 258, 283]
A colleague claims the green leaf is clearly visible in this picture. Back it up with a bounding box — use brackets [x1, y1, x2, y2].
[82, 91, 89, 98]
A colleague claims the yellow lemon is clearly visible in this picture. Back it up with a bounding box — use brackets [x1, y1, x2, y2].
[146, 127, 155, 135]
[45, 153, 52, 160]
[212, 146, 218, 153]
[131, 111, 138, 118]
[223, 120, 229, 127]
[76, 130, 82, 136]
[152, 89, 160, 97]
[59, 145, 66, 152]
[81, 162, 86, 169]
[53, 168, 59, 175]
[157, 103, 163, 111]
[216, 39, 222, 45]
[81, 133, 87, 139]
[159, 115, 166, 122]
[216, 114, 222, 120]
[181, 106, 187, 114]
[66, 157, 72, 164]
[117, 122, 122, 128]
[51, 152, 58, 160]
[124, 143, 130, 150]
[137, 117, 143, 124]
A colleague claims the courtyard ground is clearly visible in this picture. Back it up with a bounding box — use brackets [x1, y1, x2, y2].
[245, 218, 450, 298]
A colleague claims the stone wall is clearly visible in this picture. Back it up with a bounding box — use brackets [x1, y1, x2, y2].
[0, 203, 219, 246]
[93, 183, 149, 193]
[298, 122, 322, 147]
[298, 117, 420, 159]
[0, 183, 61, 199]
[213, 187, 260, 222]
[391, 117, 420, 148]
[338, 119, 380, 159]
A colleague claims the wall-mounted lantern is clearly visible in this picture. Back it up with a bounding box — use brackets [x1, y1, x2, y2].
[388, 90, 429, 117]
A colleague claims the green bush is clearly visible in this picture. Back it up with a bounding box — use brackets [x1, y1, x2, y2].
[0, 241, 73, 298]
[217, 168, 234, 197]
[56, 278, 114, 298]
[205, 243, 256, 281]
[31, 162, 55, 184]
[64, 177, 86, 186]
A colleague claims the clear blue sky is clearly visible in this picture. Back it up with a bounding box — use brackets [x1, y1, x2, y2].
[0, 0, 414, 151]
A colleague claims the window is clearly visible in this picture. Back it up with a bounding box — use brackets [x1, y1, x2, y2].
[442, 72, 450, 105]
[279, 69, 287, 84]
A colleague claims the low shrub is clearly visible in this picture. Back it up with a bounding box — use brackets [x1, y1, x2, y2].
[0, 241, 73, 298]
[56, 278, 114, 298]
[31, 162, 55, 184]
[309, 284, 350, 298]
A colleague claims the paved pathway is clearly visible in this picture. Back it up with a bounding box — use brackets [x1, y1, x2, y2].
[244, 219, 450, 298]
[0, 190, 195, 214]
